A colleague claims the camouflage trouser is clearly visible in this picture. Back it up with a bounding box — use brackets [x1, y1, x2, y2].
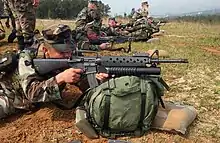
[6, 0, 36, 43]
[0, 80, 15, 119]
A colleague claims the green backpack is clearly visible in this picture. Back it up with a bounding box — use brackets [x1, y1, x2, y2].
[84, 76, 165, 138]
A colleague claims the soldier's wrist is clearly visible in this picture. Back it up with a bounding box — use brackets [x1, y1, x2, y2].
[55, 74, 65, 85]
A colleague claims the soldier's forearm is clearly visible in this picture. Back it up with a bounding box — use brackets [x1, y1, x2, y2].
[76, 20, 86, 30]
[25, 77, 62, 103]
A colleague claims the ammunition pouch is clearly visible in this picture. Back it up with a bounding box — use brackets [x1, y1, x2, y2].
[75, 107, 99, 139]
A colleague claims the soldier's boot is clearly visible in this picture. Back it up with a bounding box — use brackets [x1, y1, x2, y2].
[17, 36, 25, 51]
[24, 36, 34, 49]
[8, 29, 17, 43]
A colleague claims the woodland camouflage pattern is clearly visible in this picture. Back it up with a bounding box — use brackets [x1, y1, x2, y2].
[75, 7, 102, 51]
[0, 24, 77, 119]
[132, 8, 149, 21]
[0, 49, 63, 119]
[4, 0, 36, 43]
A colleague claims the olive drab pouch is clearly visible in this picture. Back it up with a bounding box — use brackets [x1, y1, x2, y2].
[0, 51, 18, 74]
[77, 76, 166, 139]
[75, 107, 99, 139]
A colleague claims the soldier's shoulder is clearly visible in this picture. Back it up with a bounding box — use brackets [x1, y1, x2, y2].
[136, 8, 142, 13]
[76, 7, 88, 20]
[81, 7, 88, 12]
[78, 7, 88, 15]
[19, 48, 38, 59]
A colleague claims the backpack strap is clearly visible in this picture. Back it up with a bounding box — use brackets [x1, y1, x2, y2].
[102, 88, 111, 134]
[136, 77, 147, 136]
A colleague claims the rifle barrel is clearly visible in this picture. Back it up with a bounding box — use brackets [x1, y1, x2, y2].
[151, 59, 189, 63]
[105, 67, 161, 76]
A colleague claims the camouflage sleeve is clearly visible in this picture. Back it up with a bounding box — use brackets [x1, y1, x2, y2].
[132, 9, 142, 22]
[3, 0, 11, 16]
[77, 40, 100, 51]
[132, 11, 139, 21]
[75, 8, 88, 31]
[18, 50, 62, 103]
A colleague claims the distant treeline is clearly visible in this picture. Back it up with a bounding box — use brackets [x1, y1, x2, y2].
[36, 0, 111, 19]
[171, 14, 220, 24]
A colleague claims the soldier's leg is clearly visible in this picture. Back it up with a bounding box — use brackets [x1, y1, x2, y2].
[0, 95, 15, 119]
[15, 18, 25, 51]
[18, 9, 36, 47]
[0, 79, 16, 119]
[14, 0, 36, 50]
[6, 0, 25, 50]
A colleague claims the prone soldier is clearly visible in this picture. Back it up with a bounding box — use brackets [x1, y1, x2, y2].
[0, 24, 108, 119]
[75, 0, 110, 51]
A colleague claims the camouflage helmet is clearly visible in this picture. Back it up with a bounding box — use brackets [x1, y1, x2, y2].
[42, 24, 75, 52]
[0, 30, 5, 40]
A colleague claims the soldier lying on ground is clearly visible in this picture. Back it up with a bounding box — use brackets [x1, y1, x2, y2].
[75, 0, 110, 51]
[0, 24, 109, 119]
[101, 17, 130, 36]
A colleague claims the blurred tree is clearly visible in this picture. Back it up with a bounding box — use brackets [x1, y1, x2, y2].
[36, 0, 111, 19]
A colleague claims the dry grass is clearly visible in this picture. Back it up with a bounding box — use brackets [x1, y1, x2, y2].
[0, 20, 220, 143]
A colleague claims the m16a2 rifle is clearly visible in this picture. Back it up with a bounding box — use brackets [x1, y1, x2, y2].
[33, 50, 189, 90]
[89, 36, 136, 53]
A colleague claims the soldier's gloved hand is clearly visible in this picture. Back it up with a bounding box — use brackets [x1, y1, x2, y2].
[99, 43, 110, 50]
[32, 0, 40, 7]
[96, 73, 109, 82]
[55, 68, 83, 84]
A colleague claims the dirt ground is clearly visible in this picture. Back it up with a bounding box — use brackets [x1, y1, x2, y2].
[0, 20, 220, 143]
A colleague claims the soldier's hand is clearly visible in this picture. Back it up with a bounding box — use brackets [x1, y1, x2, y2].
[99, 43, 110, 50]
[55, 68, 83, 84]
[32, 0, 40, 7]
[96, 73, 109, 82]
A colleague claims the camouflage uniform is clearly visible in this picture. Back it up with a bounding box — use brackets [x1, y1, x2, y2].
[0, 0, 5, 40]
[75, 0, 103, 51]
[4, 0, 36, 50]
[0, 30, 5, 40]
[132, 0, 149, 21]
[0, 24, 79, 119]
[2, 0, 16, 27]
[100, 17, 123, 36]
[132, 8, 149, 21]
[123, 2, 158, 41]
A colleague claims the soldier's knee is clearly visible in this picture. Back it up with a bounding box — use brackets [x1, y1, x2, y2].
[0, 98, 9, 119]
[0, 106, 7, 119]
[0, 96, 15, 119]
